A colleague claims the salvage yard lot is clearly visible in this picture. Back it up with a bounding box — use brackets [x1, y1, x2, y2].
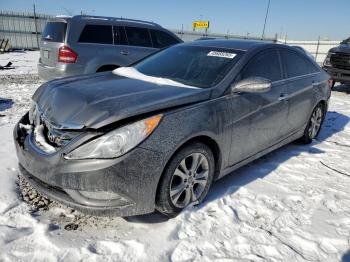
[0, 51, 350, 261]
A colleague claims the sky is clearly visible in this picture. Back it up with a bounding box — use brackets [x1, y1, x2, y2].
[1, 0, 349, 40]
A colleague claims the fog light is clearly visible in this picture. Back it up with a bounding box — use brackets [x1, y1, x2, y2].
[79, 190, 122, 200]
[65, 189, 131, 207]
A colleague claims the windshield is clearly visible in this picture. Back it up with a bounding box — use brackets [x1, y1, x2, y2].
[42, 22, 67, 42]
[134, 45, 242, 88]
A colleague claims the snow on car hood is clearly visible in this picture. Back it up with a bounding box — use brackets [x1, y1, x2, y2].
[113, 67, 198, 89]
[32, 72, 210, 129]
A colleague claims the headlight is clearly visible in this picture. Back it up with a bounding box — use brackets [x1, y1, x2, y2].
[323, 52, 334, 67]
[64, 114, 162, 160]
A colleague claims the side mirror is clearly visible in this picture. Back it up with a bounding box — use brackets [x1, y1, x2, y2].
[232, 77, 272, 93]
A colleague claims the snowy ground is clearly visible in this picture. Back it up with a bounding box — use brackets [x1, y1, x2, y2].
[0, 51, 40, 76]
[0, 51, 350, 261]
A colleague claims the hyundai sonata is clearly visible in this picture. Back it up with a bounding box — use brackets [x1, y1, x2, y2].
[14, 40, 331, 217]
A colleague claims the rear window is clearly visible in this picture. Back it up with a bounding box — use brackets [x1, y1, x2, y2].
[280, 49, 319, 78]
[124, 27, 152, 47]
[79, 25, 113, 44]
[150, 30, 179, 48]
[42, 22, 66, 42]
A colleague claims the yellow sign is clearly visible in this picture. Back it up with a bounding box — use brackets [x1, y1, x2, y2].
[192, 21, 209, 29]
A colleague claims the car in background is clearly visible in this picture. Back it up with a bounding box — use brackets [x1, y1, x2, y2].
[16, 40, 330, 217]
[38, 15, 182, 80]
[323, 37, 350, 88]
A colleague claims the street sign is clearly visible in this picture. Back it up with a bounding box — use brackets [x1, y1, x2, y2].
[192, 21, 209, 29]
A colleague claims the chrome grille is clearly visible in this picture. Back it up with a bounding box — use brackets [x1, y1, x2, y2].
[330, 52, 350, 70]
[32, 105, 79, 148]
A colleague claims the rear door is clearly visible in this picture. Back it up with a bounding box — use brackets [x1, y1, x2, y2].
[122, 26, 157, 63]
[279, 49, 321, 133]
[77, 24, 116, 68]
[40, 21, 67, 67]
[228, 49, 289, 165]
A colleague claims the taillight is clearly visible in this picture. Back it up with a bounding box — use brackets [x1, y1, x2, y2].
[328, 79, 334, 89]
[58, 46, 77, 63]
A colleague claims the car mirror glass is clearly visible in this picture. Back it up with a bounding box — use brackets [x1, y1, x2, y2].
[232, 77, 272, 93]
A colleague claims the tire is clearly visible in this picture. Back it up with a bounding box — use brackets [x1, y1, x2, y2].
[156, 142, 215, 217]
[300, 103, 325, 144]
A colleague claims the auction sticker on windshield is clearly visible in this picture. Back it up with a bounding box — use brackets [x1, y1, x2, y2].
[207, 51, 236, 59]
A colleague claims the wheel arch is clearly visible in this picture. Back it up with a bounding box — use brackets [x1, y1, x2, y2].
[318, 99, 327, 113]
[155, 135, 222, 198]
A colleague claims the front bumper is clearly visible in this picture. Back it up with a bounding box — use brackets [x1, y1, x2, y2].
[14, 114, 165, 217]
[323, 66, 350, 83]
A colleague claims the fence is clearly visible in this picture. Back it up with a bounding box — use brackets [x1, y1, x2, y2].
[0, 10, 50, 50]
[276, 38, 340, 65]
[0, 10, 341, 64]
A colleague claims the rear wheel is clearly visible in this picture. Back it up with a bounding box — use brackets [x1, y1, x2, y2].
[156, 143, 215, 217]
[300, 104, 325, 144]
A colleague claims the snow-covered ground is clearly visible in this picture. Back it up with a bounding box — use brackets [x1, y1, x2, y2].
[0, 51, 40, 75]
[0, 51, 350, 262]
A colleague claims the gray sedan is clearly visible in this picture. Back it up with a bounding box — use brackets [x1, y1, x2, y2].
[14, 40, 331, 217]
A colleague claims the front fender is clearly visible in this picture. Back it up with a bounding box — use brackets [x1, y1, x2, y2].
[140, 97, 233, 184]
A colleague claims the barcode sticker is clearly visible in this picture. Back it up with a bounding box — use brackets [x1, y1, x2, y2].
[207, 51, 236, 59]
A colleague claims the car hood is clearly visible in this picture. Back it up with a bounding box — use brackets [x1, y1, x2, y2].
[32, 72, 211, 129]
[329, 44, 350, 54]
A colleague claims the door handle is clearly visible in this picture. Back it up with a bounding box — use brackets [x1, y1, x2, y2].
[278, 93, 287, 101]
[120, 50, 129, 55]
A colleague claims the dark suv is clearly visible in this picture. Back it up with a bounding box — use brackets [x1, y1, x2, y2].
[38, 15, 182, 80]
[323, 37, 350, 87]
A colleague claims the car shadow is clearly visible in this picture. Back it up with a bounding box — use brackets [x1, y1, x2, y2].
[343, 250, 350, 262]
[126, 110, 349, 224]
[0, 98, 14, 113]
[333, 84, 350, 94]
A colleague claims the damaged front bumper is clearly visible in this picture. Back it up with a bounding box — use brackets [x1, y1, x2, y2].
[14, 113, 165, 217]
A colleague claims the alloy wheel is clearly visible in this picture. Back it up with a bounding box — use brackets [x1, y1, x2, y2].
[308, 107, 323, 139]
[169, 153, 209, 208]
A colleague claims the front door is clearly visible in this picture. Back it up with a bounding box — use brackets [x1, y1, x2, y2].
[228, 49, 290, 166]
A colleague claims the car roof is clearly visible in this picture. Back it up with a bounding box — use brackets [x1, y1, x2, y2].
[49, 15, 162, 28]
[185, 39, 278, 51]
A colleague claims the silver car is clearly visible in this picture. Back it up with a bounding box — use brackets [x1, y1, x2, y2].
[38, 15, 182, 80]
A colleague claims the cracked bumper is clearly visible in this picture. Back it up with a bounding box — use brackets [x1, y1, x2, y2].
[14, 114, 165, 217]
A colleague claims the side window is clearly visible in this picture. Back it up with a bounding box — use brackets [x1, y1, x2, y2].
[114, 26, 128, 45]
[124, 27, 152, 47]
[280, 50, 319, 78]
[242, 50, 282, 82]
[79, 25, 113, 44]
[150, 30, 179, 48]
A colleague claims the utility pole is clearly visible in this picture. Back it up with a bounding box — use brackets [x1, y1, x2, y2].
[33, 4, 39, 49]
[261, 0, 271, 39]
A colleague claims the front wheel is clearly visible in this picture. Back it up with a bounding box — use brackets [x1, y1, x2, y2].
[156, 143, 215, 217]
[300, 104, 325, 144]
